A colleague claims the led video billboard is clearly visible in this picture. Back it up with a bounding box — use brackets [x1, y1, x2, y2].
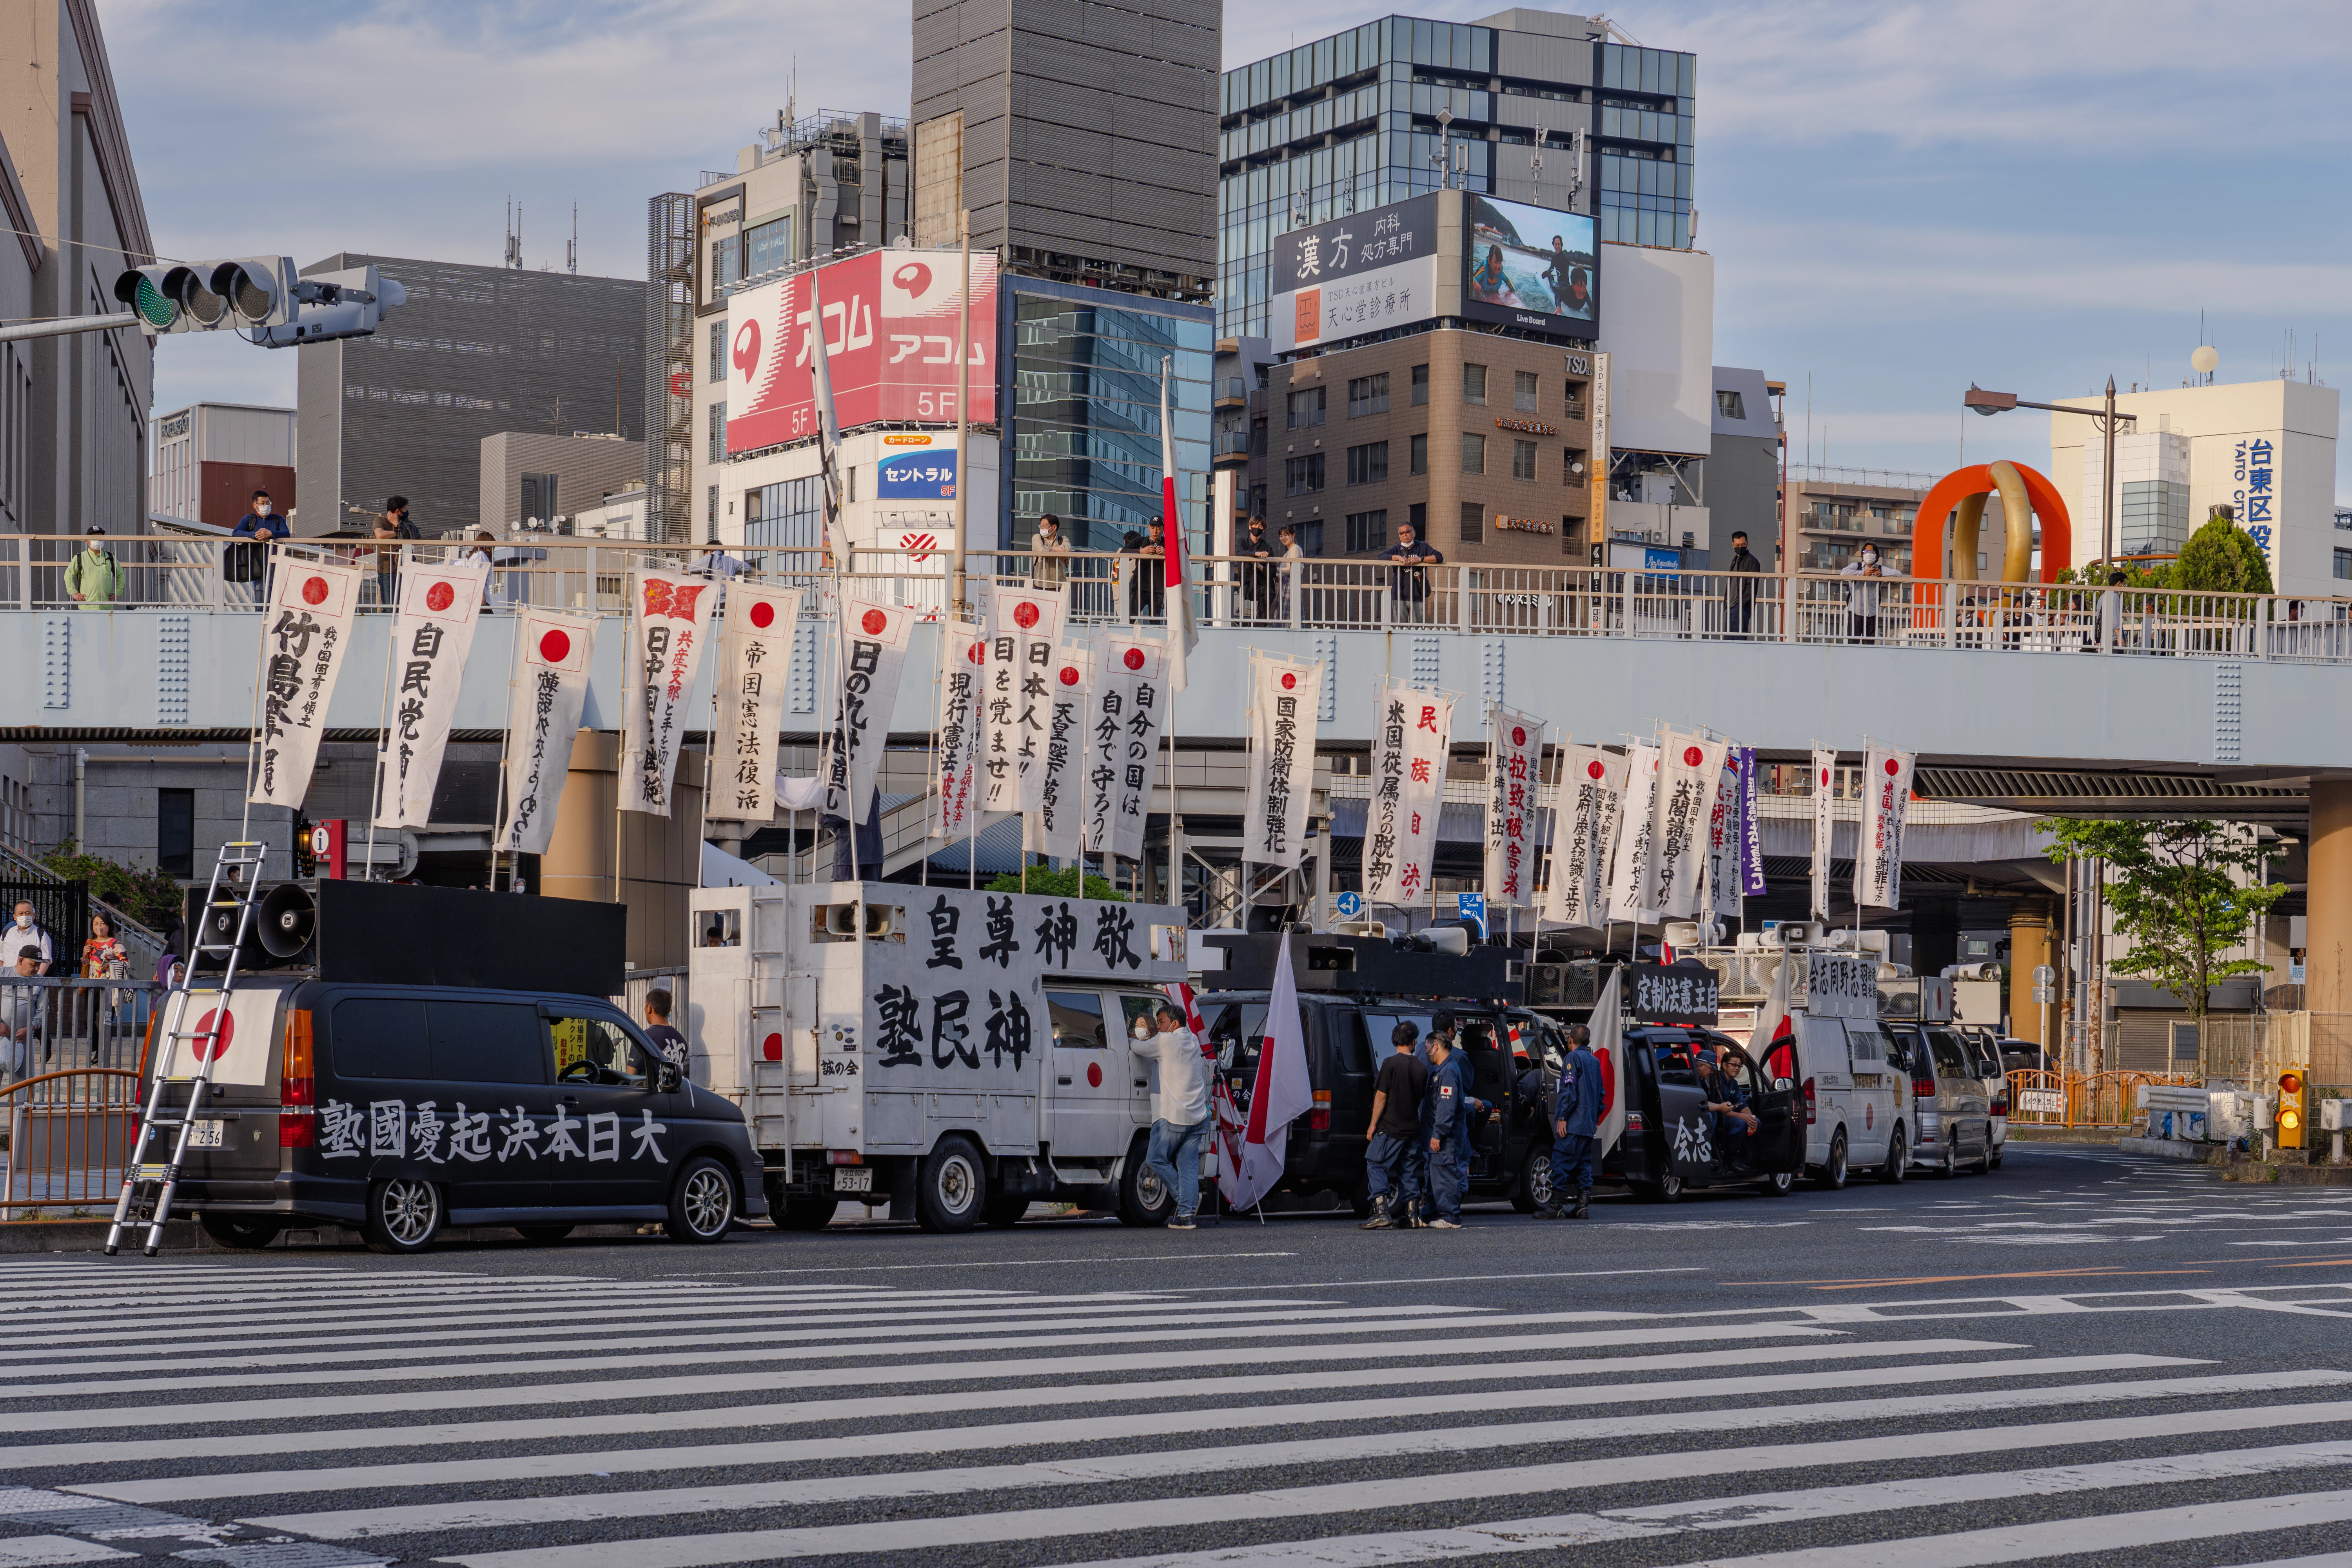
[1461, 194, 1598, 335]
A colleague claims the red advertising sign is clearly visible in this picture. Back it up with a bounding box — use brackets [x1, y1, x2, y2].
[724, 250, 997, 453]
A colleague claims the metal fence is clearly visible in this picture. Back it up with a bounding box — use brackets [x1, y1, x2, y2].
[2006, 1068, 2199, 1128]
[0, 977, 160, 1219]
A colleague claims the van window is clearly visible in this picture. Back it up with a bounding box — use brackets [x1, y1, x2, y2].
[1329, 1010, 1372, 1079]
[330, 998, 430, 1079]
[1207, 1000, 1270, 1074]
[428, 1001, 547, 1085]
[1795, 1014, 1847, 1073]
[1048, 990, 1107, 1049]
[1928, 1031, 1970, 1077]
[550, 1010, 650, 1087]
[1846, 1024, 1887, 1066]
[1116, 994, 1164, 1043]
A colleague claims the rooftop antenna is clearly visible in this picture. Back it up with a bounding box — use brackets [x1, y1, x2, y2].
[567, 204, 578, 274]
[505, 199, 522, 270]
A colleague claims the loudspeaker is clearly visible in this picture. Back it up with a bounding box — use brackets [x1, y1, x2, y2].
[256, 882, 317, 962]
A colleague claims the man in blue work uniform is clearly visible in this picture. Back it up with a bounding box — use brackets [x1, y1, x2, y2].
[1541, 1023, 1604, 1220]
[1420, 1011, 1490, 1210]
[1420, 1029, 1469, 1229]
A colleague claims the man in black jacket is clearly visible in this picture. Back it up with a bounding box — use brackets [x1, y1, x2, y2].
[1726, 530, 1762, 635]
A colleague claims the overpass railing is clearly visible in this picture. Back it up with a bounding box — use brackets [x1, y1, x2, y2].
[19, 537, 2351, 664]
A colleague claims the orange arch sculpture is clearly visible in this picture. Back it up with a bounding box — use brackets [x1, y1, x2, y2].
[1911, 461, 2072, 587]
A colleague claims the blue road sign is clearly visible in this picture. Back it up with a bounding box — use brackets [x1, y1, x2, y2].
[1334, 891, 1364, 920]
[1456, 891, 1487, 938]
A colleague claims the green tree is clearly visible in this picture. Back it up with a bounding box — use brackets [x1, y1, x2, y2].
[39, 841, 185, 932]
[984, 864, 1126, 902]
[2040, 817, 2285, 1076]
[2172, 506, 2274, 595]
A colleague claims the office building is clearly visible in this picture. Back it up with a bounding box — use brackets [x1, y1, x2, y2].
[1706, 368, 1780, 564]
[149, 403, 295, 529]
[296, 253, 644, 537]
[2047, 377, 2340, 595]
[479, 431, 645, 532]
[1783, 468, 1938, 575]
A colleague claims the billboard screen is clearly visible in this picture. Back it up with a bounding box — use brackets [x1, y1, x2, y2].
[1461, 194, 1598, 335]
[1271, 194, 1440, 354]
[725, 250, 998, 454]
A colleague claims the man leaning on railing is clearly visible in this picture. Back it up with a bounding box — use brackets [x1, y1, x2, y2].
[65, 528, 123, 608]
[0, 945, 43, 1082]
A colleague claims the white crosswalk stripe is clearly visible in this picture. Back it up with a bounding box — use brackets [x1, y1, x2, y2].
[4, 1258, 2352, 1568]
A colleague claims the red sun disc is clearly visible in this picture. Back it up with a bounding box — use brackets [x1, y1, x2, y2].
[1123, 648, 1145, 671]
[1280, 672, 1298, 690]
[965, 641, 985, 664]
[1820, 769, 1831, 785]
[750, 600, 776, 629]
[1683, 746, 1703, 766]
[1013, 602, 1040, 630]
[761, 1032, 784, 1063]
[191, 1009, 234, 1063]
[1885, 758, 1901, 775]
[1058, 666, 1080, 686]
[300, 576, 328, 606]
[861, 609, 888, 636]
[1086, 1062, 1103, 1087]
[537, 629, 571, 664]
[1511, 726, 1527, 747]
[1587, 760, 1606, 780]
[425, 581, 455, 612]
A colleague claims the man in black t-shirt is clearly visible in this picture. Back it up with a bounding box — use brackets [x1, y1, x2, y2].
[642, 988, 691, 1081]
[1360, 1020, 1430, 1229]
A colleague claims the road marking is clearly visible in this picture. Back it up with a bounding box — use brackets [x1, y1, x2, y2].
[711, 1252, 1301, 1273]
[1738, 1265, 2218, 1288]
[1167, 1269, 1708, 1292]
[0, 1537, 136, 1566]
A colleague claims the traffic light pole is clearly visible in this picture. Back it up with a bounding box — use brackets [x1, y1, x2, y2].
[0, 312, 138, 345]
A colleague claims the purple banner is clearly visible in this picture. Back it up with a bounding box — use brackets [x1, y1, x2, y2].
[1737, 746, 1768, 897]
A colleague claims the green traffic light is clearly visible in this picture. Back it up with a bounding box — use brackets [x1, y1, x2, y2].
[131, 274, 176, 329]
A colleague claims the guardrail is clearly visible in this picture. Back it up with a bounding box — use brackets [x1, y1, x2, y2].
[20, 537, 2352, 665]
[0, 1067, 142, 1218]
[2006, 1067, 2199, 1128]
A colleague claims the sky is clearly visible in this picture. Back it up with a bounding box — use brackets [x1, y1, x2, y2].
[108, 0, 2352, 500]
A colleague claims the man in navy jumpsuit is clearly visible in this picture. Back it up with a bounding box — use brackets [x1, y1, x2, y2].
[1543, 1023, 1604, 1219]
[1421, 1031, 1469, 1228]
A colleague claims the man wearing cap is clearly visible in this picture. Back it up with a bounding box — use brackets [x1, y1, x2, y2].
[1419, 1011, 1489, 1216]
[1541, 1023, 1605, 1219]
[1420, 1028, 1470, 1229]
[1360, 1020, 1428, 1229]
[1135, 1000, 1212, 1230]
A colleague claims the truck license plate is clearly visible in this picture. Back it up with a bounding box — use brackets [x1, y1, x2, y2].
[833, 1168, 873, 1194]
[187, 1121, 225, 1149]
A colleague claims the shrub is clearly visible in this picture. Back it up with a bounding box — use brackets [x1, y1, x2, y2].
[40, 842, 184, 932]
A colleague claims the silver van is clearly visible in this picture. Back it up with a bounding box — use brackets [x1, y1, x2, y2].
[1904, 1025, 1993, 1176]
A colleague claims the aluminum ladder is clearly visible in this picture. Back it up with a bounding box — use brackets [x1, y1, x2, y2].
[104, 841, 270, 1256]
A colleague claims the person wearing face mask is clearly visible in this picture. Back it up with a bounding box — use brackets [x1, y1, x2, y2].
[65, 528, 122, 608]
[230, 489, 291, 610]
[5, 903, 51, 977]
[1133, 1000, 1212, 1230]
[0, 946, 44, 1082]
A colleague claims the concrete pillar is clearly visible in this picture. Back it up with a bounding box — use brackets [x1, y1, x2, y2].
[2308, 780, 2352, 1028]
[2008, 898, 2051, 1053]
[540, 728, 703, 971]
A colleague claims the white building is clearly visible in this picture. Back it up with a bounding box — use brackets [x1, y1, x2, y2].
[149, 403, 295, 528]
[2049, 378, 2339, 596]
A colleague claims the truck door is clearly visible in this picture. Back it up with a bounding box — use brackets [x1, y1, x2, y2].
[1115, 994, 1169, 1130]
[1794, 1013, 1851, 1169]
[1842, 1020, 1894, 1166]
[1045, 989, 1122, 1160]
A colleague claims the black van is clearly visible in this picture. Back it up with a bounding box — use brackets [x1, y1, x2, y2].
[163, 883, 767, 1253]
[1605, 1024, 1806, 1201]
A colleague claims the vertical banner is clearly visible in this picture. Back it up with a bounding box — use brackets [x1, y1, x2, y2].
[1365, 680, 1453, 907]
[621, 570, 715, 818]
[1607, 740, 1661, 924]
[1707, 753, 1744, 922]
[374, 557, 491, 829]
[1651, 731, 1728, 920]
[1542, 742, 1622, 930]
[1243, 653, 1324, 870]
[1090, 635, 1166, 862]
[1810, 746, 1839, 922]
[497, 608, 597, 855]
[932, 621, 985, 840]
[1856, 742, 1918, 911]
[707, 582, 800, 822]
[1738, 746, 1768, 897]
[1588, 348, 1612, 544]
[249, 557, 363, 808]
[1483, 706, 1543, 906]
[981, 584, 1067, 815]
[1026, 644, 1094, 861]
[820, 599, 916, 825]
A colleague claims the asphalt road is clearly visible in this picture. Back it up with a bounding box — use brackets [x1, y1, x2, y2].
[5, 1142, 2352, 1568]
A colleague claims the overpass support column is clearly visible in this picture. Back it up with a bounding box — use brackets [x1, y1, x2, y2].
[2310, 783, 2352, 1083]
[2008, 898, 2051, 1053]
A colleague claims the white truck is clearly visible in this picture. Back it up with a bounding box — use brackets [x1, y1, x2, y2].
[686, 881, 1193, 1232]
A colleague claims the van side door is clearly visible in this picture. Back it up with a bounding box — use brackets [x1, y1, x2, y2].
[543, 1003, 679, 1210]
[1045, 988, 1121, 1159]
[1794, 1013, 1851, 1166]
[423, 998, 557, 1216]
[1842, 1021, 1895, 1165]
[1649, 1033, 1717, 1182]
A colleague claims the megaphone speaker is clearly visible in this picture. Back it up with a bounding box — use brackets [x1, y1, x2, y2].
[257, 882, 317, 961]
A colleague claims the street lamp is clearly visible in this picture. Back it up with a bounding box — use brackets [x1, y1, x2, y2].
[1966, 379, 2138, 571]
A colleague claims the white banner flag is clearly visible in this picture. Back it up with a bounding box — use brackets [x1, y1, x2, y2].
[1856, 742, 1917, 910]
[933, 621, 985, 840]
[1243, 653, 1323, 870]
[1025, 644, 1094, 861]
[497, 608, 597, 856]
[1651, 730, 1728, 920]
[1708, 755, 1744, 922]
[1089, 635, 1167, 862]
[1542, 742, 1622, 930]
[1608, 741, 1661, 924]
[622, 570, 717, 818]
[1810, 746, 1839, 921]
[374, 557, 490, 829]
[820, 599, 916, 825]
[982, 584, 1067, 815]
[249, 557, 363, 808]
[706, 582, 800, 822]
[1365, 680, 1453, 907]
[1483, 705, 1543, 906]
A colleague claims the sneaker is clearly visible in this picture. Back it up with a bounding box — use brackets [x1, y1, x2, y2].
[1166, 1216, 1196, 1230]
[1426, 1218, 1461, 1229]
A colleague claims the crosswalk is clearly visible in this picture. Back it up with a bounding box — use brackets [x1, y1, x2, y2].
[3, 1259, 2352, 1567]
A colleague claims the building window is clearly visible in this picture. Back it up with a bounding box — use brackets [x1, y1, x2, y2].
[1345, 510, 1387, 552]
[746, 476, 824, 549]
[519, 472, 559, 523]
[2337, 548, 2352, 581]
[1408, 501, 1427, 539]
[1291, 520, 1325, 554]
[1512, 439, 1537, 481]
[1563, 448, 1586, 485]
[1249, 482, 1267, 517]
[1348, 374, 1389, 417]
[157, 788, 194, 878]
[710, 236, 740, 295]
[1250, 417, 1267, 456]
[1514, 370, 1540, 413]
[1410, 434, 1428, 475]
[1286, 386, 1325, 429]
[746, 215, 792, 278]
[708, 402, 728, 462]
[1410, 364, 1429, 407]
[1563, 517, 1580, 552]
[1462, 433, 1486, 474]
[708, 321, 726, 383]
[1463, 364, 1488, 405]
[707, 485, 718, 530]
[1461, 501, 1484, 544]
[1285, 454, 1326, 496]
[1715, 388, 1746, 420]
[1347, 441, 1388, 485]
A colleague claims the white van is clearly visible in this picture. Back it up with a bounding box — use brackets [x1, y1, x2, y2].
[1795, 952, 1910, 1189]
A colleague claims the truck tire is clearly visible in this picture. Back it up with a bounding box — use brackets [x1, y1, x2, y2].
[199, 1213, 282, 1250]
[666, 1156, 739, 1243]
[1814, 1129, 1848, 1191]
[1117, 1135, 1176, 1227]
[916, 1134, 985, 1233]
[769, 1189, 839, 1232]
[1878, 1125, 1907, 1184]
[981, 1193, 1031, 1227]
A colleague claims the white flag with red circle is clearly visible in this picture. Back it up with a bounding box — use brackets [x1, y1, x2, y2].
[158, 984, 285, 1088]
[1543, 742, 1622, 930]
[374, 557, 491, 829]
[249, 558, 364, 809]
[1855, 742, 1916, 910]
[820, 599, 916, 825]
[1651, 730, 1728, 920]
[932, 620, 985, 840]
[1243, 653, 1323, 871]
[621, 570, 718, 818]
[1483, 705, 1543, 905]
[1608, 740, 1661, 925]
[1025, 644, 1095, 861]
[1089, 634, 1166, 862]
[1810, 744, 1839, 921]
[707, 582, 800, 823]
[982, 584, 1067, 815]
[497, 609, 597, 857]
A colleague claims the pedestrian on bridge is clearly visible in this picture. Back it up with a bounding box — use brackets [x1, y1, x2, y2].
[65, 528, 122, 607]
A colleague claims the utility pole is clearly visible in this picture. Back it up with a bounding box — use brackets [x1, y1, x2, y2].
[951, 207, 972, 617]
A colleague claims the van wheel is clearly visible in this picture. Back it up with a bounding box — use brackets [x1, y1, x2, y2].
[1516, 1148, 1553, 1213]
[916, 1134, 985, 1233]
[1989, 1143, 2004, 1171]
[1759, 1170, 1795, 1197]
[1974, 1129, 1994, 1174]
[1635, 1172, 1682, 1204]
[513, 1224, 573, 1245]
[666, 1157, 739, 1243]
[1814, 1131, 1848, 1191]
[981, 1193, 1031, 1227]
[1117, 1136, 1176, 1227]
[1879, 1125, 1907, 1184]
[361, 1178, 441, 1255]
[1935, 1141, 1957, 1179]
[199, 1214, 281, 1250]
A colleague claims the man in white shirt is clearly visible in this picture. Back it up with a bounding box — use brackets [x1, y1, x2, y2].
[1134, 1000, 1213, 1230]
[693, 537, 744, 612]
[5, 904, 52, 976]
[0, 945, 45, 1079]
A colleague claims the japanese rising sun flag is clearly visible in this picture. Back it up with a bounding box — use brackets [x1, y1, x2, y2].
[1217, 935, 1313, 1212]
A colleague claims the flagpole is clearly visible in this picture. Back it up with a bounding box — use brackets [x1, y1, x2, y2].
[238, 540, 276, 847]
[491, 605, 524, 891]
[363, 562, 398, 883]
[951, 207, 972, 622]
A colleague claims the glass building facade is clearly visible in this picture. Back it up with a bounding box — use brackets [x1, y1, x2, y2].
[1002, 277, 1214, 553]
[1218, 16, 1695, 339]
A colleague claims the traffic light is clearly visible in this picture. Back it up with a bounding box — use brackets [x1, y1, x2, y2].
[2278, 1070, 2309, 1150]
[293, 818, 317, 878]
[256, 265, 407, 349]
[111, 257, 295, 335]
